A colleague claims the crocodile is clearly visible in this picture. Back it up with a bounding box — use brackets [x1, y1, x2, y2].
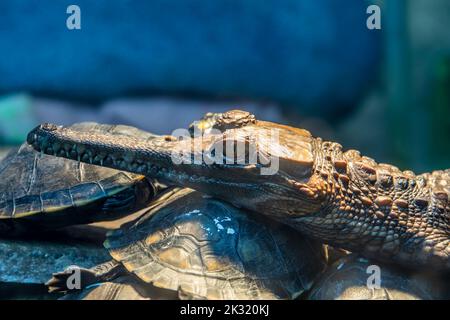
[27, 110, 450, 271]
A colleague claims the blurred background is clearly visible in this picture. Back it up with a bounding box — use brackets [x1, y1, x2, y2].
[0, 0, 448, 173]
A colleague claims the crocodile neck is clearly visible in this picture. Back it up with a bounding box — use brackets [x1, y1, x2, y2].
[295, 139, 450, 269]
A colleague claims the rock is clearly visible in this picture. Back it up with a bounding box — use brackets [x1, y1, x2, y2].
[0, 0, 380, 117]
[0, 148, 11, 161]
[0, 197, 149, 288]
[0, 238, 110, 284]
[0, 203, 150, 285]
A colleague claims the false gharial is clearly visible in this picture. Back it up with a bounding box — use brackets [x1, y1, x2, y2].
[27, 110, 450, 271]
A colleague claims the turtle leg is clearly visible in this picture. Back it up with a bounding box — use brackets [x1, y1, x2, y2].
[46, 260, 126, 293]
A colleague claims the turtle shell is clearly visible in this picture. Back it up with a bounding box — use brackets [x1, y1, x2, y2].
[0, 123, 159, 235]
[308, 254, 450, 300]
[105, 188, 327, 300]
[61, 275, 177, 300]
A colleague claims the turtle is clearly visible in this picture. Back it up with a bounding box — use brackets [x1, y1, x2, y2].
[308, 254, 450, 300]
[0, 122, 161, 236]
[47, 187, 328, 300]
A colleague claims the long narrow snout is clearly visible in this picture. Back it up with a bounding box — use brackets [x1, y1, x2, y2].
[27, 123, 178, 178]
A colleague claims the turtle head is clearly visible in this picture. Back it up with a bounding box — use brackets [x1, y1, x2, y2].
[27, 110, 325, 218]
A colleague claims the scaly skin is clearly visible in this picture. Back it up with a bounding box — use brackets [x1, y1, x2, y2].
[27, 110, 450, 270]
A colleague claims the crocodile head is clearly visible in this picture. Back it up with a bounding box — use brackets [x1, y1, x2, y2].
[27, 111, 326, 219]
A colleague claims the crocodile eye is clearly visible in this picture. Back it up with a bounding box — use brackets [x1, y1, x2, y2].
[226, 137, 260, 165]
[207, 137, 257, 165]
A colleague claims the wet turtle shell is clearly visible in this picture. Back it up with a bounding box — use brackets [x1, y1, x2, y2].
[0, 123, 160, 235]
[308, 254, 450, 300]
[103, 188, 327, 300]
